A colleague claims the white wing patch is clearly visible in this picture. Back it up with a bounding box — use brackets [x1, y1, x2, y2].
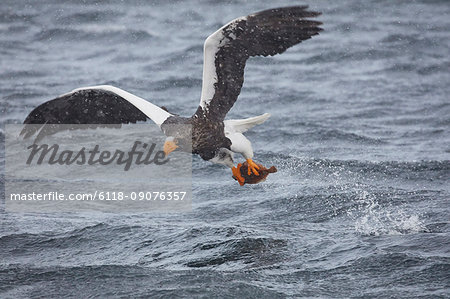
[61, 85, 172, 127]
[199, 16, 247, 111]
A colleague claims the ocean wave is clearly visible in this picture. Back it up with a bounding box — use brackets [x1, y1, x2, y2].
[0, 264, 285, 298]
[0, 70, 47, 80]
[186, 237, 287, 268]
[260, 127, 387, 147]
[267, 154, 450, 178]
[152, 77, 202, 91]
[302, 48, 395, 64]
[348, 190, 428, 236]
[378, 60, 450, 76]
[135, 225, 287, 270]
[55, 10, 121, 25]
[381, 33, 423, 44]
[417, 61, 450, 75]
[0, 223, 143, 253]
[316, 128, 386, 144]
[257, 183, 437, 228]
[34, 26, 155, 42]
[0, 11, 36, 24]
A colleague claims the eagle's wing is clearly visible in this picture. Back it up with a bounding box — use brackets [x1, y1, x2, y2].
[21, 85, 172, 140]
[194, 6, 322, 121]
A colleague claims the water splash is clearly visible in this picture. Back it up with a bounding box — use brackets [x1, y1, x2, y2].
[348, 190, 427, 236]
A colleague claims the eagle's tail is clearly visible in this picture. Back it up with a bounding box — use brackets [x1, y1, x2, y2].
[224, 113, 270, 133]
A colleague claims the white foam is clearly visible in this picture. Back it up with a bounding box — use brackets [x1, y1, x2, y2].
[348, 191, 427, 236]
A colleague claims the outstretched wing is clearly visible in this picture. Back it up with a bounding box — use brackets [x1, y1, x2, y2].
[21, 85, 172, 140]
[194, 6, 322, 121]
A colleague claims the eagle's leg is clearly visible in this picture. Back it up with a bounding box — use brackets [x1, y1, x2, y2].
[246, 159, 260, 176]
[232, 163, 245, 186]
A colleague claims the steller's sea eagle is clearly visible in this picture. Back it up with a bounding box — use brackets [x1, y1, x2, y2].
[22, 6, 322, 185]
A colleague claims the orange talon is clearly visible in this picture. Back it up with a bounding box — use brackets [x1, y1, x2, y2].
[246, 159, 260, 176]
[232, 163, 245, 186]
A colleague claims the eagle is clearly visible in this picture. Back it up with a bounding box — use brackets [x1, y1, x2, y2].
[22, 6, 322, 185]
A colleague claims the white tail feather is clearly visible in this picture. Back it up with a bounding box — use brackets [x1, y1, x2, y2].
[224, 113, 270, 133]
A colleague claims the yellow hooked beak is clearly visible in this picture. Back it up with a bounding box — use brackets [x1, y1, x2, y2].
[163, 140, 178, 157]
